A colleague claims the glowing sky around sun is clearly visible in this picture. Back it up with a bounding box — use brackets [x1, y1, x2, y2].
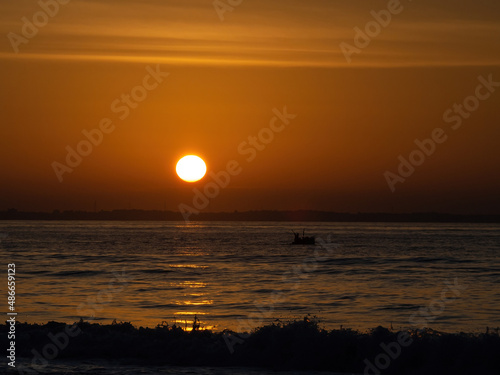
[0, 0, 499, 213]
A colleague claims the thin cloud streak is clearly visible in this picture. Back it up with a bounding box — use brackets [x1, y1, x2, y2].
[1, 0, 499, 67]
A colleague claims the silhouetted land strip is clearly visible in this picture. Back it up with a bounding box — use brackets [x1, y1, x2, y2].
[2, 320, 499, 374]
[1, 209, 499, 222]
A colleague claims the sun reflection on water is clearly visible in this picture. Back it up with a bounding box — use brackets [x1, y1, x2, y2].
[175, 300, 213, 306]
[175, 281, 207, 288]
[173, 311, 215, 331]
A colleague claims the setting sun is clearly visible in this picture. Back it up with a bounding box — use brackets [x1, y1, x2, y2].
[176, 155, 207, 182]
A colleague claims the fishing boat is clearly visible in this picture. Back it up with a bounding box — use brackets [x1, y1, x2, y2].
[291, 230, 315, 245]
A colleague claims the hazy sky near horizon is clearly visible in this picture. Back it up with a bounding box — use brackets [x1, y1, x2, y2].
[1, 0, 499, 213]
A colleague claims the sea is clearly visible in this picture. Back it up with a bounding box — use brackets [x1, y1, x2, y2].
[1, 221, 499, 374]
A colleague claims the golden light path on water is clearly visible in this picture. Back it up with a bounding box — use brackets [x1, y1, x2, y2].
[2, 222, 499, 333]
[173, 279, 213, 331]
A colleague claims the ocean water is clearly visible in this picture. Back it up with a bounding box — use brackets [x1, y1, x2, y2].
[1, 221, 499, 334]
[12, 359, 337, 375]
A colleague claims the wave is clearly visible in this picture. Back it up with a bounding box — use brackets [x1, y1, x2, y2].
[4, 319, 499, 375]
[141, 269, 174, 274]
[51, 270, 103, 277]
[140, 303, 180, 309]
[376, 303, 422, 311]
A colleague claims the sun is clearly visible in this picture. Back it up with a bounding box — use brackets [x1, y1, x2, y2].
[176, 155, 207, 182]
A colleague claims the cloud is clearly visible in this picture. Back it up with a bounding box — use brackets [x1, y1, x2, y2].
[0, 0, 499, 67]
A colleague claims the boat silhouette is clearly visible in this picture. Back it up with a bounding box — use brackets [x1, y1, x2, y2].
[291, 230, 315, 245]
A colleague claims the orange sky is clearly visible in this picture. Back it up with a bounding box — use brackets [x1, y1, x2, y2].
[1, 0, 499, 214]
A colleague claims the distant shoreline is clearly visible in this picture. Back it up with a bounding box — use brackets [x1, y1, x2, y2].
[1, 209, 499, 223]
